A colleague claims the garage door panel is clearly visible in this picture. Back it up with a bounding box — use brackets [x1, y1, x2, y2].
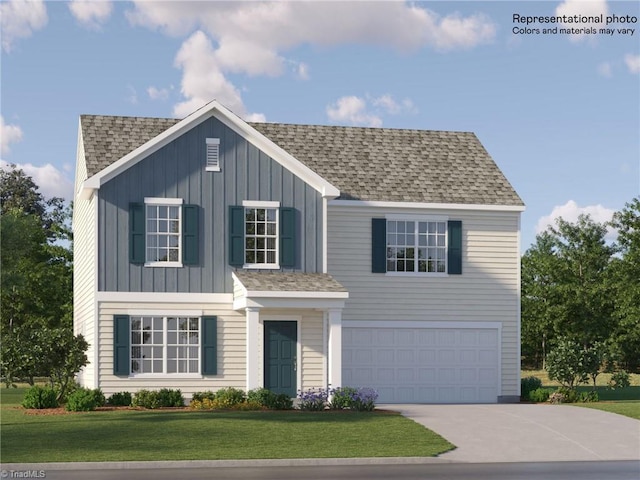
[343, 326, 499, 404]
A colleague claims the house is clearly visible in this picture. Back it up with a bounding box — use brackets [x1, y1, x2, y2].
[73, 100, 524, 404]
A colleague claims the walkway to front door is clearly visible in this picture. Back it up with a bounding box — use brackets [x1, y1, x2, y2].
[264, 321, 297, 397]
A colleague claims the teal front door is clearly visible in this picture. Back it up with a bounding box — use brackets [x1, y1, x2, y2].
[264, 321, 297, 397]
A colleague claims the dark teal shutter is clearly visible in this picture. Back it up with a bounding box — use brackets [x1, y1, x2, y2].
[448, 220, 462, 275]
[229, 206, 244, 267]
[113, 315, 130, 376]
[279, 207, 296, 268]
[129, 203, 145, 264]
[202, 316, 217, 375]
[182, 205, 199, 265]
[371, 218, 387, 273]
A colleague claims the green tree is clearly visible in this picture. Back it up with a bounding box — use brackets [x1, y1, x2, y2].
[0, 165, 79, 388]
[608, 198, 640, 372]
[521, 215, 615, 367]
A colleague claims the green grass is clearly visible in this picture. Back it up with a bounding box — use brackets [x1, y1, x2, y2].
[576, 401, 640, 420]
[521, 370, 640, 420]
[0, 388, 454, 463]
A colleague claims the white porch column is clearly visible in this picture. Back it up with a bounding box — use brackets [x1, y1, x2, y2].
[246, 307, 261, 391]
[327, 308, 343, 389]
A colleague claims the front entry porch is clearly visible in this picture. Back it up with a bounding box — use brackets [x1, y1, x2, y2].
[232, 271, 348, 395]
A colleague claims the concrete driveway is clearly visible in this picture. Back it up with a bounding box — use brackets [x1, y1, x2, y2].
[386, 404, 640, 463]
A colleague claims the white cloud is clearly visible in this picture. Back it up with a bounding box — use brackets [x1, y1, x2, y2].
[68, 0, 113, 29]
[126, 85, 138, 104]
[0, 0, 48, 52]
[535, 200, 616, 241]
[555, 0, 609, 43]
[126, 1, 495, 120]
[147, 86, 170, 101]
[0, 160, 74, 200]
[597, 62, 612, 78]
[0, 116, 24, 155]
[624, 54, 640, 74]
[372, 95, 416, 115]
[326, 96, 383, 127]
[326, 94, 416, 127]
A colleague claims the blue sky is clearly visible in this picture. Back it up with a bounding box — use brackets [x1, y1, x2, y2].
[1, 0, 638, 250]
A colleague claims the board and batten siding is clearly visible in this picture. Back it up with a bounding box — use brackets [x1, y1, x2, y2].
[327, 204, 521, 396]
[97, 116, 323, 294]
[73, 126, 98, 388]
[97, 302, 246, 399]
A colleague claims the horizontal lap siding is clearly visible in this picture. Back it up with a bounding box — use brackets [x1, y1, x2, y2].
[73, 132, 98, 387]
[97, 302, 245, 399]
[327, 205, 521, 396]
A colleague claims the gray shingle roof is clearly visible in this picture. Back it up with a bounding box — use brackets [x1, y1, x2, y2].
[250, 123, 523, 206]
[234, 271, 347, 293]
[81, 115, 179, 177]
[80, 114, 523, 206]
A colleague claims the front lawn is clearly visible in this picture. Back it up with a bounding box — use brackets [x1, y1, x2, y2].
[0, 388, 454, 463]
[521, 370, 640, 420]
[575, 401, 640, 420]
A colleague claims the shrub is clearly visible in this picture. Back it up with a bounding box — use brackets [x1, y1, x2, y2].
[520, 376, 543, 401]
[349, 388, 378, 412]
[549, 391, 566, 404]
[107, 391, 132, 406]
[132, 389, 159, 409]
[21, 385, 58, 409]
[132, 389, 183, 408]
[156, 388, 184, 407]
[528, 387, 551, 403]
[65, 388, 104, 411]
[328, 386, 358, 410]
[270, 393, 294, 410]
[213, 387, 245, 408]
[608, 371, 631, 390]
[553, 387, 579, 403]
[578, 390, 599, 403]
[546, 338, 589, 390]
[297, 388, 328, 411]
[192, 391, 216, 403]
[190, 398, 263, 411]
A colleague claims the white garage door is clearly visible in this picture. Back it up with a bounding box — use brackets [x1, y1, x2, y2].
[342, 324, 500, 403]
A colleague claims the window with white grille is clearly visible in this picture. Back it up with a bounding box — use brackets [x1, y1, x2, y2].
[206, 138, 220, 171]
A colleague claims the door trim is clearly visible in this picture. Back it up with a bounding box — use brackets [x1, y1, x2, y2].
[263, 316, 301, 396]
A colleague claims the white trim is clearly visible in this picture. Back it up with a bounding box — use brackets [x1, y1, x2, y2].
[238, 297, 347, 311]
[516, 213, 522, 396]
[242, 263, 280, 270]
[96, 292, 233, 303]
[322, 197, 328, 274]
[128, 374, 204, 379]
[329, 199, 526, 212]
[81, 100, 340, 199]
[205, 138, 220, 145]
[262, 315, 302, 395]
[205, 166, 221, 172]
[384, 272, 448, 278]
[246, 307, 261, 390]
[322, 311, 328, 389]
[386, 213, 448, 221]
[244, 291, 349, 299]
[126, 309, 203, 316]
[327, 308, 342, 389]
[242, 200, 280, 208]
[93, 196, 100, 389]
[145, 261, 183, 268]
[342, 320, 502, 330]
[144, 197, 183, 205]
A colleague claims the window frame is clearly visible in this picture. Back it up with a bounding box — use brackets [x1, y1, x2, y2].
[129, 314, 202, 378]
[242, 200, 280, 270]
[144, 197, 183, 268]
[384, 214, 449, 277]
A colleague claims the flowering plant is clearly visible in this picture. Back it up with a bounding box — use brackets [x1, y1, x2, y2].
[297, 388, 329, 411]
[329, 386, 378, 411]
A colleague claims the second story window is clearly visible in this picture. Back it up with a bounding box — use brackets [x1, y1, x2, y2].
[244, 202, 279, 268]
[145, 198, 182, 266]
[386, 220, 447, 273]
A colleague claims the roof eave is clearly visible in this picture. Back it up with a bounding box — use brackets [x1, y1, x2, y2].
[82, 100, 341, 199]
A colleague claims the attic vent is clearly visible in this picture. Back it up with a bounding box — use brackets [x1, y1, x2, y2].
[206, 138, 220, 171]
